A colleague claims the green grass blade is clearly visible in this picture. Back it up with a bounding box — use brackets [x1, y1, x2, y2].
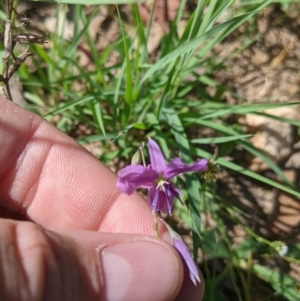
[195, 148, 300, 198]
[164, 108, 203, 259]
[142, 11, 257, 82]
[44, 95, 95, 117]
[187, 0, 206, 40]
[252, 264, 298, 301]
[184, 117, 297, 188]
[146, 113, 170, 159]
[117, 6, 134, 125]
[200, 102, 300, 120]
[89, 99, 106, 138]
[191, 135, 252, 144]
[31, 0, 143, 4]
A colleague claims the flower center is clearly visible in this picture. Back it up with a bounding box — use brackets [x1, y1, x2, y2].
[156, 175, 168, 190]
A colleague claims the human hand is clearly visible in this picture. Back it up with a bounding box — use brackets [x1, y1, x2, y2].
[0, 97, 204, 301]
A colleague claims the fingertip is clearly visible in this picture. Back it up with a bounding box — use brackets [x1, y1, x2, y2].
[175, 265, 205, 301]
[99, 240, 183, 301]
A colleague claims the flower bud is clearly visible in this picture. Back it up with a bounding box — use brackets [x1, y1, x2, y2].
[131, 142, 145, 165]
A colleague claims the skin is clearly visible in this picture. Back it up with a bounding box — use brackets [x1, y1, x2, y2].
[0, 96, 204, 301]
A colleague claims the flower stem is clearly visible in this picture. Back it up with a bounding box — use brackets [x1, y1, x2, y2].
[152, 211, 159, 237]
[139, 141, 146, 166]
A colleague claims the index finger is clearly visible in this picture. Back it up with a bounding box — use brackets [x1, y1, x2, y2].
[0, 97, 157, 236]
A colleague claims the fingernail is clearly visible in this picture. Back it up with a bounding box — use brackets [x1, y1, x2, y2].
[100, 241, 180, 301]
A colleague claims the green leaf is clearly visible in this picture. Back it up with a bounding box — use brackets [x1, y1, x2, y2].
[253, 264, 299, 301]
[77, 133, 117, 144]
[195, 148, 300, 198]
[31, 0, 142, 4]
[191, 134, 252, 144]
[89, 99, 106, 138]
[44, 96, 95, 117]
[236, 236, 267, 259]
[200, 102, 300, 120]
[286, 243, 300, 258]
[142, 11, 258, 82]
[202, 230, 230, 259]
[164, 108, 202, 260]
[186, 118, 296, 189]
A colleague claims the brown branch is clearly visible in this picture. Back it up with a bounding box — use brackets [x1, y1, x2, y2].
[0, 0, 47, 101]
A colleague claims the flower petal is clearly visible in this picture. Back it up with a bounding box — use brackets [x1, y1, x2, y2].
[148, 138, 166, 174]
[164, 158, 208, 179]
[147, 188, 174, 214]
[117, 165, 158, 195]
[160, 219, 201, 286]
[173, 237, 201, 286]
[165, 185, 182, 213]
[147, 188, 169, 213]
[147, 188, 159, 211]
[147, 184, 181, 214]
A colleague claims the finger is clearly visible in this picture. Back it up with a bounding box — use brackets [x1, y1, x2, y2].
[0, 218, 185, 301]
[175, 266, 205, 301]
[0, 98, 205, 300]
[0, 97, 156, 235]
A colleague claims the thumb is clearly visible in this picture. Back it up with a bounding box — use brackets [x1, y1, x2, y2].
[0, 218, 183, 301]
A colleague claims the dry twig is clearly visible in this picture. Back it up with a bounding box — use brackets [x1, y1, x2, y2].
[0, 0, 47, 101]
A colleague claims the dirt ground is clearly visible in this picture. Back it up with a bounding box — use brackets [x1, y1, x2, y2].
[208, 4, 300, 299]
[214, 4, 300, 241]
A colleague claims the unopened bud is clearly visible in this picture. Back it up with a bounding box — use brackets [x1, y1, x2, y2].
[131, 148, 142, 165]
[131, 141, 145, 165]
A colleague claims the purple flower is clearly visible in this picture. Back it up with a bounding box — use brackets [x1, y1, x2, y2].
[161, 218, 201, 285]
[173, 236, 200, 285]
[116, 138, 208, 213]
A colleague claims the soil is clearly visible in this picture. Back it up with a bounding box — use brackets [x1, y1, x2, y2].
[213, 3, 300, 242]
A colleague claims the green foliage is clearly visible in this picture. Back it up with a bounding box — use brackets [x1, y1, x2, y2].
[31, 0, 142, 3]
[2, 0, 300, 299]
[253, 264, 299, 301]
